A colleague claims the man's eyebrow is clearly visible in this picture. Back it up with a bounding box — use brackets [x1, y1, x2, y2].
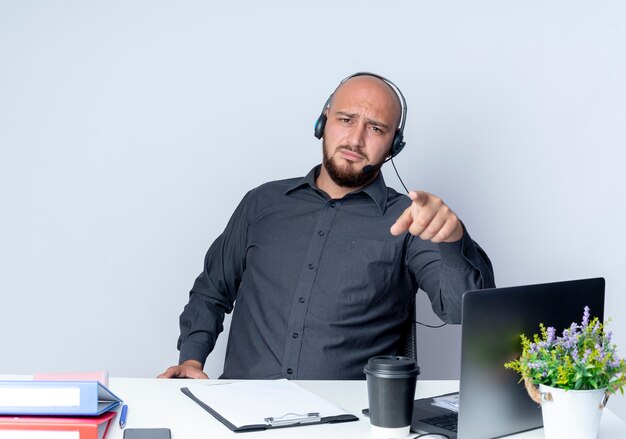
[365, 117, 390, 131]
[334, 111, 390, 130]
[334, 111, 358, 119]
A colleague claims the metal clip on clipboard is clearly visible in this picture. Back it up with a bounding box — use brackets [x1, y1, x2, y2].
[264, 412, 321, 427]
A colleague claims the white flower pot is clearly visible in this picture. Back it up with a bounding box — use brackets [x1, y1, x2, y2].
[539, 384, 608, 439]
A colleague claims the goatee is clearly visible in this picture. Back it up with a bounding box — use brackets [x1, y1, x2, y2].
[322, 139, 377, 188]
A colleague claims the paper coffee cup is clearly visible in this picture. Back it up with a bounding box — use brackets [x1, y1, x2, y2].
[364, 356, 420, 439]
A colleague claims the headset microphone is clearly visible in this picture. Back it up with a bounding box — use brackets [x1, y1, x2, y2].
[362, 157, 392, 174]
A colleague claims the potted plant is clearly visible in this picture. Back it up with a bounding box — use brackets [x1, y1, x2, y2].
[505, 306, 626, 439]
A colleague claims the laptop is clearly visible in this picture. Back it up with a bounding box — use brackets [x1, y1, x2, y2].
[410, 277, 605, 439]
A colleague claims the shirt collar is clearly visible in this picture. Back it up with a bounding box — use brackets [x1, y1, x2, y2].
[285, 165, 388, 214]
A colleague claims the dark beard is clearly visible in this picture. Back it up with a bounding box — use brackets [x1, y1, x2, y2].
[322, 140, 377, 188]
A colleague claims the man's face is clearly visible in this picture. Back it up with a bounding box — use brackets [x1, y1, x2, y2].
[321, 76, 401, 188]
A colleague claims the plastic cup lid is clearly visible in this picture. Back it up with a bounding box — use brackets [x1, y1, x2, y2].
[363, 355, 420, 377]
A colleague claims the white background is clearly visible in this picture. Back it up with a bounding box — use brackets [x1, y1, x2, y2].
[1, 0, 624, 421]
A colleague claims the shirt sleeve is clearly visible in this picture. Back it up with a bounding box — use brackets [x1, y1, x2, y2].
[177, 191, 253, 365]
[406, 223, 495, 324]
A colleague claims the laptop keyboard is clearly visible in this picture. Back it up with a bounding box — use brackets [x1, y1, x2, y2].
[421, 413, 458, 433]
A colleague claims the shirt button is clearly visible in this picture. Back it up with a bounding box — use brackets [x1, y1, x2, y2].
[329, 202, 336, 208]
[292, 333, 299, 339]
[287, 368, 294, 374]
[308, 263, 314, 270]
[317, 230, 324, 236]
[298, 297, 305, 303]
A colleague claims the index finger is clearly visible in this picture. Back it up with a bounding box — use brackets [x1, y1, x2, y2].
[390, 207, 414, 236]
[409, 190, 428, 207]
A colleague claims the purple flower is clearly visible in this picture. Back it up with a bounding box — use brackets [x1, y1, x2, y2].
[582, 306, 590, 327]
[558, 326, 578, 350]
[546, 326, 556, 344]
[606, 331, 613, 344]
[527, 361, 544, 370]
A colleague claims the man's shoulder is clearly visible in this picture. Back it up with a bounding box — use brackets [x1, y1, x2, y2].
[249, 175, 303, 194]
[260, 175, 303, 190]
[241, 175, 305, 203]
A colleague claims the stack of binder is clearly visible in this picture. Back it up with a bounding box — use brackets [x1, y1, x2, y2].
[0, 380, 122, 439]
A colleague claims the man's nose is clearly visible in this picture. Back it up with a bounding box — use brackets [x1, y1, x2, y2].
[346, 123, 366, 148]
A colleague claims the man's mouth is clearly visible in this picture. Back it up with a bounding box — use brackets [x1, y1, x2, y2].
[337, 148, 365, 162]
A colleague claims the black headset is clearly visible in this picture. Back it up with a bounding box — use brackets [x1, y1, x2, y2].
[313, 72, 408, 158]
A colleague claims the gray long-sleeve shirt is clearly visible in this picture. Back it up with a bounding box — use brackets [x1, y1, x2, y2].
[177, 165, 495, 379]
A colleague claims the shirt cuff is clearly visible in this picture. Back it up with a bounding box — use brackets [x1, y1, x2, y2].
[178, 340, 210, 367]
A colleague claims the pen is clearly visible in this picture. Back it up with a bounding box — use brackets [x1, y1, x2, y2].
[119, 404, 128, 429]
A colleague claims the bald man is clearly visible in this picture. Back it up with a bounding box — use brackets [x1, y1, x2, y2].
[159, 73, 494, 380]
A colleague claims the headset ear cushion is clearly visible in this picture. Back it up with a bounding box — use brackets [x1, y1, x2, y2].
[391, 131, 406, 157]
[314, 114, 327, 139]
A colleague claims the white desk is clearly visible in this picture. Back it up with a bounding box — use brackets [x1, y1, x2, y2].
[106, 378, 626, 439]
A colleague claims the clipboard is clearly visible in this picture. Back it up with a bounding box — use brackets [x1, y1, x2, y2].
[181, 379, 358, 432]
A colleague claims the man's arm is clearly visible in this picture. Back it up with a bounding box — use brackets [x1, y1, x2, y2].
[157, 191, 253, 378]
[392, 190, 495, 323]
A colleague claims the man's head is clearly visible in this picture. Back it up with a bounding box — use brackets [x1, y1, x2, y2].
[318, 73, 405, 189]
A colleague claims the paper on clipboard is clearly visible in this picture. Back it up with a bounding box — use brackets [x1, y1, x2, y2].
[182, 379, 357, 430]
